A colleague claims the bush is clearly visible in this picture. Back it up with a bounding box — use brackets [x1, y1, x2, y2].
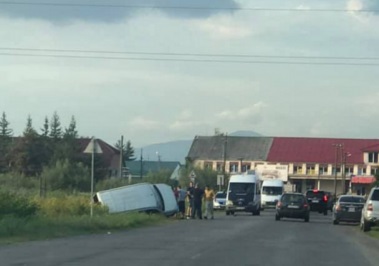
[0, 191, 39, 219]
[41, 159, 90, 193]
[36, 195, 108, 217]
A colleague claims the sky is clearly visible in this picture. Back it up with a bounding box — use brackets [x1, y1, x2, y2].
[1, 0, 379, 148]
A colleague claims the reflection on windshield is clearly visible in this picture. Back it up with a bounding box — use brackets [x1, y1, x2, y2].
[229, 183, 255, 194]
[262, 186, 283, 195]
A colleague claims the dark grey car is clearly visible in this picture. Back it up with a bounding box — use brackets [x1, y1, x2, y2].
[332, 195, 366, 225]
[276, 193, 310, 222]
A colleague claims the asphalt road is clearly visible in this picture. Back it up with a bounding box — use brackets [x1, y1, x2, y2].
[2, 210, 379, 266]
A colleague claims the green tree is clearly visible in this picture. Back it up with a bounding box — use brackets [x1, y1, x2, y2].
[64, 116, 78, 139]
[0, 112, 13, 173]
[115, 139, 136, 163]
[40, 116, 49, 137]
[0, 112, 13, 137]
[50, 111, 62, 140]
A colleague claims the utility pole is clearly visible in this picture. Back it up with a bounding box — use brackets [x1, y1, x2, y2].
[140, 148, 143, 179]
[333, 143, 343, 197]
[119, 135, 123, 178]
[222, 133, 228, 175]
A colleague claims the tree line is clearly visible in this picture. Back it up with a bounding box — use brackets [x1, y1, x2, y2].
[0, 111, 136, 187]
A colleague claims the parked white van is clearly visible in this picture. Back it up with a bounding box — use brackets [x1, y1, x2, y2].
[225, 173, 261, 216]
[261, 179, 284, 210]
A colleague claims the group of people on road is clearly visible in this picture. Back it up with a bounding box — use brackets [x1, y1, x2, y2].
[174, 181, 215, 220]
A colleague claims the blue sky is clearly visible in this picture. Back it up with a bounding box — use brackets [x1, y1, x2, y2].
[1, 0, 379, 147]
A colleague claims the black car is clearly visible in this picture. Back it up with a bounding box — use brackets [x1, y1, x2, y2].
[305, 190, 328, 215]
[332, 195, 366, 225]
[275, 193, 310, 222]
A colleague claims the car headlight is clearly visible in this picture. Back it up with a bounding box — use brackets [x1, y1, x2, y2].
[226, 200, 233, 206]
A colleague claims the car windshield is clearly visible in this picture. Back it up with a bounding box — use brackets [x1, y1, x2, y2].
[339, 197, 366, 203]
[281, 194, 305, 204]
[216, 193, 226, 199]
[262, 186, 283, 195]
[229, 183, 255, 194]
[306, 191, 324, 199]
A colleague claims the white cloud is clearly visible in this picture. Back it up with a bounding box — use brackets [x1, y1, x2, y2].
[128, 117, 160, 130]
[216, 102, 267, 121]
[192, 15, 251, 39]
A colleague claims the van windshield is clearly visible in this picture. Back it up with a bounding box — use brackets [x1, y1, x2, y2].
[229, 183, 255, 195]
[262, 186, 283, 195]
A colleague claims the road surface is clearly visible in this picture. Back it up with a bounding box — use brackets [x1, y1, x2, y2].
[1, 210, 379, 266]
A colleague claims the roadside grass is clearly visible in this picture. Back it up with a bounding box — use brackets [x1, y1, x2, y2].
[367, 226, 379, 239]
[0, 212, 168, 245]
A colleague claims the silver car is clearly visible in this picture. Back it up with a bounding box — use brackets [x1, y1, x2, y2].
[360, 187, 379, 232]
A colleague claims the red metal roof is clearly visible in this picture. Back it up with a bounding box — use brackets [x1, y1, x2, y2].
[267, 137, 379, 164]
[351, 176, 376, 184]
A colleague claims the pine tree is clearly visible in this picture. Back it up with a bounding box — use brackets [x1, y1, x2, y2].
[125, 140, 136, 161]
[50, 111, 62, 139]
[64, 116, 78, 139]
[41, 116, 49, 137]
[0, 112, 13, 137]
[23, 115, 38, 136]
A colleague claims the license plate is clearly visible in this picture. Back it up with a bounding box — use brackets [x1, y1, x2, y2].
[348, 207, 355, 212]
[312, 200, 319, 203]
[288, 205, 299, 209]
[236, 207, 244, 210]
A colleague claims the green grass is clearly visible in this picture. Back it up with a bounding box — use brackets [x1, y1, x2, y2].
[0, 212, 168, 245]
[367, 226, 379, 239]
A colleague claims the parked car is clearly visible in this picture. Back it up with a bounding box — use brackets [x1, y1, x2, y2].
[275, 193, 310, 222]
[213, 191, 227, 210]
[360, 186, 379, 232]
[332, 195, 366, 225]
[305, 189, 328, 215]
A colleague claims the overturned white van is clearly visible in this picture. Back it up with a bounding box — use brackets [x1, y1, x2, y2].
[93, 182, 178, 217]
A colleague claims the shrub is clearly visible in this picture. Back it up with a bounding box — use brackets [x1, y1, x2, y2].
[0, 191, 39, 219]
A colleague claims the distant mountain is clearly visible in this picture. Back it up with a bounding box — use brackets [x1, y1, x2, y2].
[135, 131, 262, 163]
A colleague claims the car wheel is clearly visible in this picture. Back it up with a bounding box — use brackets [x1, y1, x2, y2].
[275, 214, 280, 221]
[362, 219, 371, 232]
[304, 216, 309, 222]
[333, 219, 339, 225]
[226, 211, 230, 216]
[323, 209, 328, 216]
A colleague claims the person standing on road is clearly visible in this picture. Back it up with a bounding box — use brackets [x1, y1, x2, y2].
[192, 183, 204, 219]
[203, 185, 215, 219]
[177, 185, 187, 219]
[186, 181, 194, 219]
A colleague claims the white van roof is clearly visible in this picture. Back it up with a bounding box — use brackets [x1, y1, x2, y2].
[262, 179, 284, 186]
[229, 174, 259, 183]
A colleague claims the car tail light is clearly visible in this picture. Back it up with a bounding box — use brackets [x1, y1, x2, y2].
[277, 201, 282, 208]
[367, 204, 373, 211]
[313, 189, 318, 193]
[335, 204, 341, 211]
[323, 195, 328, 202]
[303, 203, 309, 209]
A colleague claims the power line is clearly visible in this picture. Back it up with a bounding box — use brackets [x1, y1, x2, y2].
[0, 47, 378, 61]
[1, 52, 379, 66]
[0, 1, 376, 12]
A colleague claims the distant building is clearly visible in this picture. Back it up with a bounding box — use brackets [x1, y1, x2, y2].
[186, 135, 379, 195]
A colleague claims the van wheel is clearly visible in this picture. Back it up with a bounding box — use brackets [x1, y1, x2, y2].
[275, 214, 280, 221]
[304, 216, 309, 222]
[333, 219, 339, 225]
[226, 211, 230, 216]
[362, 219, 371, 232]
[323, 209, 328, 216]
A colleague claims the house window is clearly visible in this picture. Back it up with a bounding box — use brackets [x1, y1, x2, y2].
[358, 167, 367, 175]
[204, 162, 213, 170]
[306, 165, 315, 175]
[216, 162, 223, 172]
[344, 166, 353, 175]
[319, 165, 328, 175]
[368, 152, 379, 163]
[332, 167, 341, 175]
[293, 165, 303, 174]
[371, 167, 378, 175]
[229, 162, 238, 173]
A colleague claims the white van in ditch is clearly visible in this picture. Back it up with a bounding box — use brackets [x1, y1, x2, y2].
[225, 173, 261, 216]
[261, 179, 284, 210]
